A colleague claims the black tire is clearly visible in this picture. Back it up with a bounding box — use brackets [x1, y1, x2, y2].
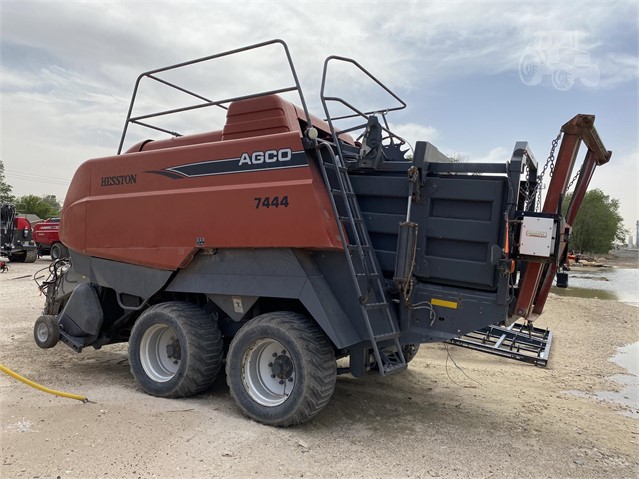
[8, 252, 26, 263]
[403, 343, 420, 363]
[50, 243, 63, 260]
[34, 315, 60, 349]
[129, 301, 223, 398]
[24, 249, 37, 263]
[226, 312, 337, 427]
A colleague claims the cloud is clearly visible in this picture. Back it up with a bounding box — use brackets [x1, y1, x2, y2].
[1, 0, 636, 218]
[388, 122, 438, 150]
[468, 147, 512, 164]
[3, 2, 635, 92]
[597, 53, 639, 88]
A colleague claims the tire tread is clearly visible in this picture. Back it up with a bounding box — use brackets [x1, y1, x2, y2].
[130, 301, 223, 398]
[226, 311, 336, 426]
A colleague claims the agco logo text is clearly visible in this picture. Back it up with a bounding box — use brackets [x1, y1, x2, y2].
[238, 148, 292, 166]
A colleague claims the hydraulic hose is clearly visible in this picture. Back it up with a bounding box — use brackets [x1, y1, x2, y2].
[0, 364, 88, 403]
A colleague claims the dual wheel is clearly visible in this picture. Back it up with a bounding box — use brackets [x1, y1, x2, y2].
[129, 303, 336, 426]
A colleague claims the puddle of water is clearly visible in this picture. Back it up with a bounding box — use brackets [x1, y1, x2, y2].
[551, 286, 618, 301]
[551, 267, 639, 306]
[612, 342, 639, 375]
[601, 342, 639, 417]
[555, 269, 639, 415]
[594, 374, 639, 418]
[565, 343, 639, 418]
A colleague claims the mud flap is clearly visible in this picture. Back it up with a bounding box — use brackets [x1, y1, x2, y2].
[58, 283, 104, 350]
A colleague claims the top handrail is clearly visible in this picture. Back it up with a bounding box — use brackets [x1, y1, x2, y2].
[117, 39, 312, 154]
[320, 56, 406, 121]
[319, 55, 408, 155]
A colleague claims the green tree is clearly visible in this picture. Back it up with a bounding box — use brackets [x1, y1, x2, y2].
[41, 195, 62, 214]
[15, 194, 60, 219]
[563, 189, 626, 254]
[0, 160, 15, 203]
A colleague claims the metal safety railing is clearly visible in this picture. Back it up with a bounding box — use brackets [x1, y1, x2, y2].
[117, 39, 313, 154]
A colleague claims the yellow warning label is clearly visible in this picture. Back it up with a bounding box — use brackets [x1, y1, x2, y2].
[431, 298, 458, 309]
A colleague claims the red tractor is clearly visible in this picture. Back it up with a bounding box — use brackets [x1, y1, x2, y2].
[1, 203, 37, 263]
[34, 218, 69, 259]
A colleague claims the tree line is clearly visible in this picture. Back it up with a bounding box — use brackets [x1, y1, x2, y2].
[562, 189, 628, 254]
[0, 160, 62, 219]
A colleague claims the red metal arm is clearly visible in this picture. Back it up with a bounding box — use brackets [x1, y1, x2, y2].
[514, 115, 612, 319]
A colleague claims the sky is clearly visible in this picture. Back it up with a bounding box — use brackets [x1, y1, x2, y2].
[1, 1, 638, 237]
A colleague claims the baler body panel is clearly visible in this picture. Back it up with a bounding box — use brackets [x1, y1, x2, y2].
[61, 99, 343, 271]
[166, 248, 363, 349]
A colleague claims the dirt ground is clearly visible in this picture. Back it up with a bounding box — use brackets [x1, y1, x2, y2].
[1, 257, 638, 479]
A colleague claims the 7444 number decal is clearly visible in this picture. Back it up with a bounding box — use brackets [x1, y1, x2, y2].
[254, 196, 289, 209]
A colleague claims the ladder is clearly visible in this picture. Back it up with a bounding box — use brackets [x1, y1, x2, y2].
[316, 140, 406, 376]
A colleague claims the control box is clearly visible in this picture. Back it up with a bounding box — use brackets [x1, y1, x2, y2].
[519, 216, 555, 257]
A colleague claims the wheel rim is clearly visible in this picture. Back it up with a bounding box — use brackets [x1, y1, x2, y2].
[36, 322, 50, 343]
[242, 338, 295, 407]
[139, 324, 181, 383]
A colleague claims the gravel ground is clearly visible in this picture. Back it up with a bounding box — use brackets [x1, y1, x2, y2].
[1, 258, 638, 479]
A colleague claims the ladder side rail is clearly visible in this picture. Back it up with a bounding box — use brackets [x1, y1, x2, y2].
[315, 142, 367, 302]
[316, 143, 405, 375]
[317, 141, 372, 289]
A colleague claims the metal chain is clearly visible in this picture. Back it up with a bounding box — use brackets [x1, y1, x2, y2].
[531, 130, 563, 210]
[566, 165, 582, 191]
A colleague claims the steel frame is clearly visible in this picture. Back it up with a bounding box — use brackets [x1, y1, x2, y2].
[447, 321, 553, 366]
[513, 114, 611, 319]
[117, 39, 312, 154]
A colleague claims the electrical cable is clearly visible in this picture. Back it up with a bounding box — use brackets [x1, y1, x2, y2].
[0, 364, 88, 403]
[443, 344, 482, 388]
[5, 169, 70, 184]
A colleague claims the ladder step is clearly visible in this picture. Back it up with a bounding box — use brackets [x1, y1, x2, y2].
[374, 332, 399, 341]
[339, 216, 364, 224]
[323, 163, 348, 173]
[347, 244, 371, 251]
[382, 362, 408, 375]
[355, 272, 380, 279]
[331, 189, 356, 198]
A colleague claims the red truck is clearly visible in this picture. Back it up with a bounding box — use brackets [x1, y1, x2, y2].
[33, 218, 69, 259]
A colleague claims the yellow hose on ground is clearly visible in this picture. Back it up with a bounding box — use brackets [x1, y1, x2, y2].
[0, 364, 88, 403]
